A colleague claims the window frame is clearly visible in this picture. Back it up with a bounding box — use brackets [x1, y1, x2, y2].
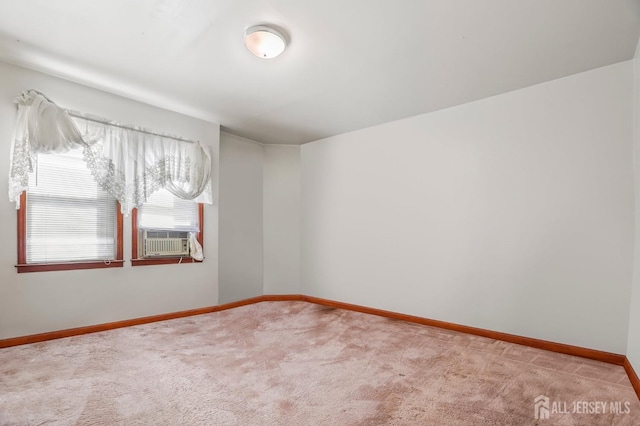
[130, 203, 204, 266]
[16, 193, 124, 273]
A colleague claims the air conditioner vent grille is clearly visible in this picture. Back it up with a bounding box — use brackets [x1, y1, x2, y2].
[143, 230, 189, 257]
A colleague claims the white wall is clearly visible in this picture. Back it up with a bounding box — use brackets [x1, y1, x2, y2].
[628, 42, 640, 368]
[0, 61, 220, 339]
[263, 145, 301, 294]
[301, 61, 634, 354]
[218, 133, 264, 303]
[218, 137, 301, 299]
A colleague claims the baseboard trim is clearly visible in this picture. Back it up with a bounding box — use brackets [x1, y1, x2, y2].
[2, 293, 637, 400]
[623, 357, 640, 400]
[1, 293, 638, 402]
[0, 293, 627, 367]
[0, 295, 275, 349]
[299, 295, 626, 366]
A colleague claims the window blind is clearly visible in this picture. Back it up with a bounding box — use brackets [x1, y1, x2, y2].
[138, 188, 199, 231]
[26, 148, 117, 263]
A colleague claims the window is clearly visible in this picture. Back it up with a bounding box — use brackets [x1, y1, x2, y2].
[11, 91, 212, 272]
[17, 148, 123, 273]
[131, 188, 203, 266]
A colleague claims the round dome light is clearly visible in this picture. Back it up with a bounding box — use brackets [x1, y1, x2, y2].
[244, 25, 287, 59]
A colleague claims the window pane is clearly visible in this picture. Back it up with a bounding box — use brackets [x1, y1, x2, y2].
[26, 148, 117, 263]
[138, 188, 199, 231]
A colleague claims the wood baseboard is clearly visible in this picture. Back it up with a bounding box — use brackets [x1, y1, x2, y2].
[300, 296, 640, 401]
[0, 293, 625, 365]
[1, 293, 637, 403]
[2, 293, 637, 401]
[623, 357, 640, 401]
[0, 293, 630, 373]
[0, 295, 277, 349]
[299, 295, 626, 366]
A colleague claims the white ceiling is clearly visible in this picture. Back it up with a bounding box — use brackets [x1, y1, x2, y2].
[0, 0, 638, 145]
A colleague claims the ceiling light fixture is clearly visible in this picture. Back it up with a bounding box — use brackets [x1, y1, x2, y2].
[244, 25, 287, 59]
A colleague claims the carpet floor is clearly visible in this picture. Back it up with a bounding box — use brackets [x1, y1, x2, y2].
[0, 301, 638, 425]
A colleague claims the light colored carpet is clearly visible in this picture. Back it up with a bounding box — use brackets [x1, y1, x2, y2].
[0, 301, 638, 425]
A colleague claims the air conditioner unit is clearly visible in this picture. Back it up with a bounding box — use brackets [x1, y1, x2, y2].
[143, 230, 189, 257]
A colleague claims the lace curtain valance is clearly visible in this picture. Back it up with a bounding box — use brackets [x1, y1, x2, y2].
[8, 90, 213, 215]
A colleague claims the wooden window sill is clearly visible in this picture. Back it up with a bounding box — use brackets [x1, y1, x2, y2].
[16, 260, 124, 273]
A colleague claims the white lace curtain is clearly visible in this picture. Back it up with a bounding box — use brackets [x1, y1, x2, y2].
[8, 90, 213, 215]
